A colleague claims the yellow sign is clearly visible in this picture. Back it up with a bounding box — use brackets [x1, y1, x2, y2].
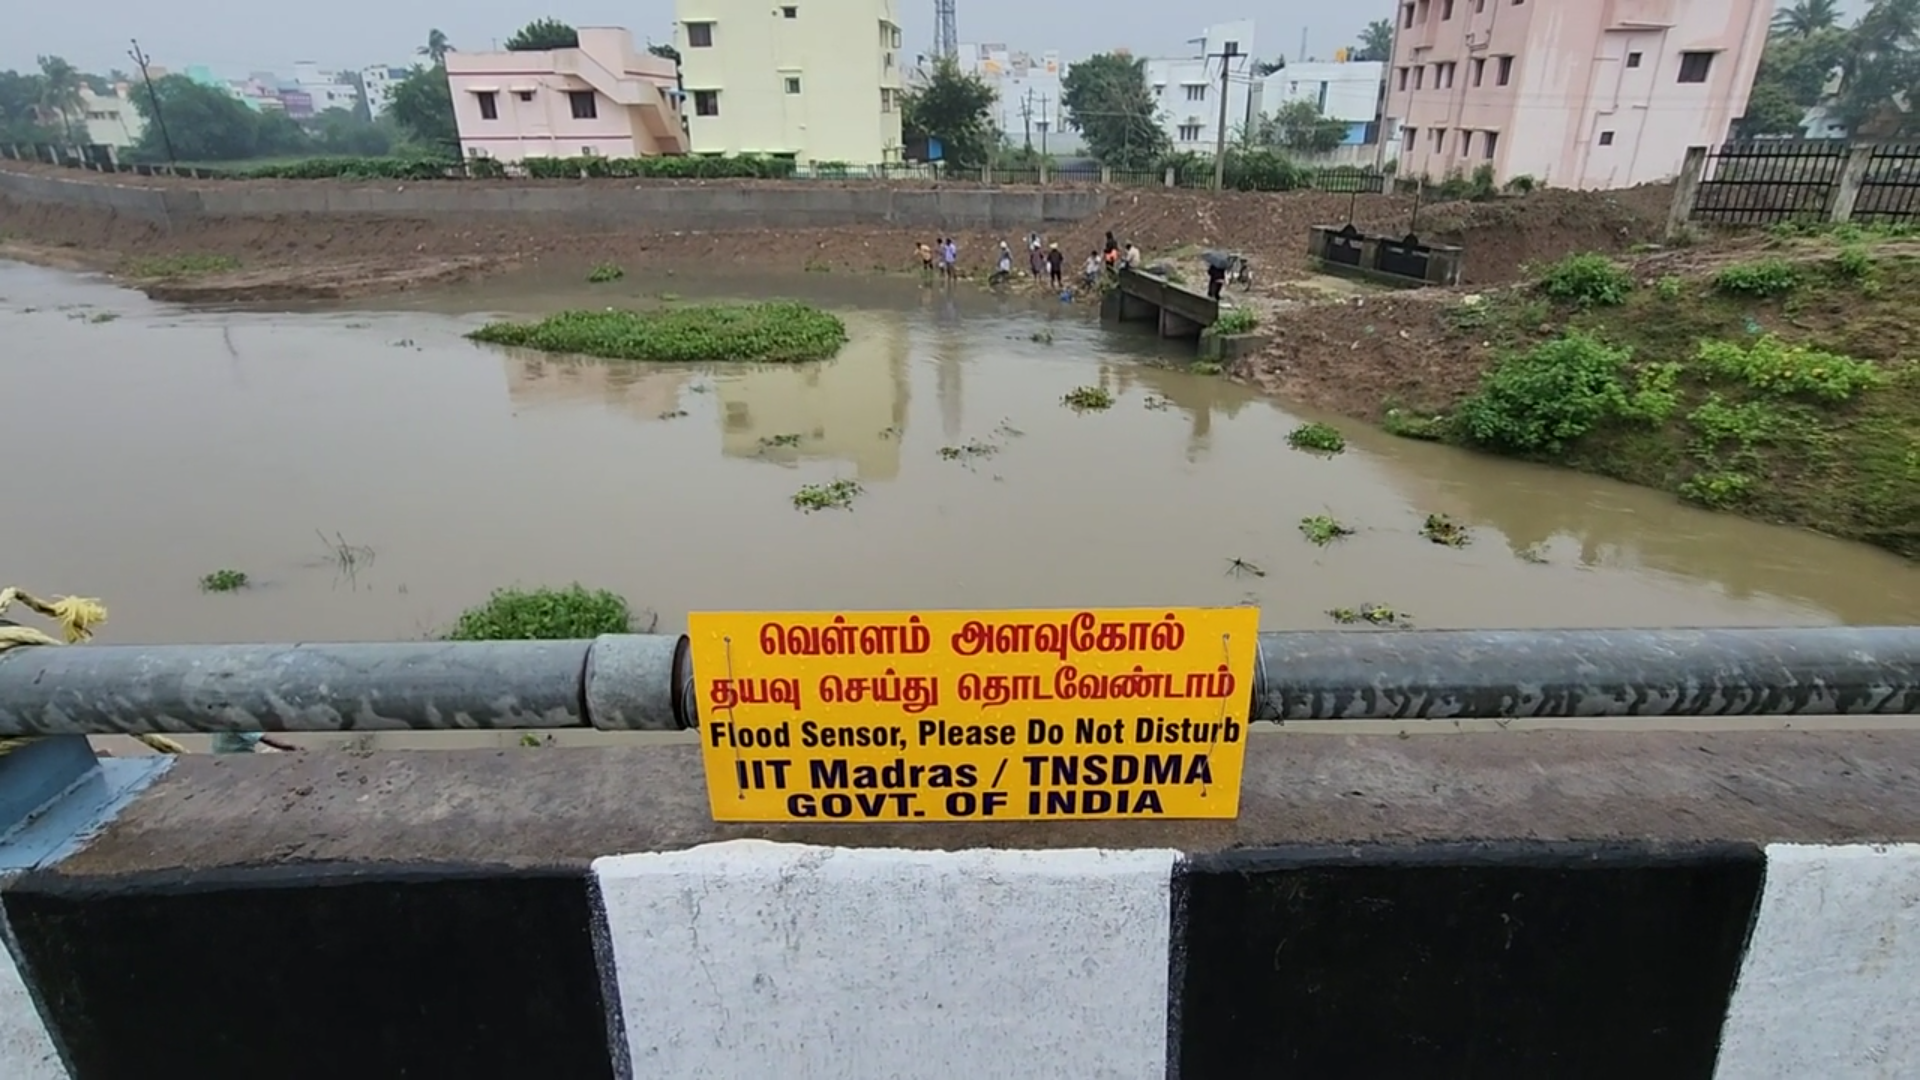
[690, 607, 1260, 822]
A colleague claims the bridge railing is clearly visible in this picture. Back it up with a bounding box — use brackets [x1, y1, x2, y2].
[1, 627, 1915, 738]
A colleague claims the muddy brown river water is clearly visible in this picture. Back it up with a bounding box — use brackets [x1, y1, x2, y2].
[5, 259, 1918, 656]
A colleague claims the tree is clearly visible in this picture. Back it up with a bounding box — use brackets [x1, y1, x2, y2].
[1354, 19, 1396, 62]
[313, 107, 394, 156]
[387, 65, 458, 155]
[1060, 52, 1168, 170]
[1773, 0, 1843, 38]
[505, 19, 580, 51]
[1262, 98, 1350, 154]
[419, 29, 453, 66]
[900, 56, 998, 167]
[647, 43, 682, 66]
[1833, 0, 1920, 135]
[1737, 28, 1848, 136]
[129, 75, 287, 161]
[36, 55, 83, 142]
[1253, 58, 1286, 77]
[0, 70, 59, 143]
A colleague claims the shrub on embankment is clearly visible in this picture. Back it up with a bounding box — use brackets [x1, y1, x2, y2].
[1414, 241, 1920, 558]
[213, 154, 801, 181]
[466, 302, 847, 364]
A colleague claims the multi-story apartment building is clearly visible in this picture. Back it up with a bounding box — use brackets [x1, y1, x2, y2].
[359, 66, 413, 119]
[957, 44, 1085, 155]
[446, 28, 688, 162]
[1385, 0, 1771, 189]
[673, 0, 906, 165]
[1146, 21, 1258, 154]
[76, 85, 146, 149]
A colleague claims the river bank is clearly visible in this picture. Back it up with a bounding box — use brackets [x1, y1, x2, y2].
[1238, 228, 1920, 560]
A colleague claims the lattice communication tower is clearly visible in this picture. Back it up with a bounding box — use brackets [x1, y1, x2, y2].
[934, 0, 958, 60]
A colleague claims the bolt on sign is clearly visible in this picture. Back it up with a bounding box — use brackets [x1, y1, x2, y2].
[690, 607, 1260, 823]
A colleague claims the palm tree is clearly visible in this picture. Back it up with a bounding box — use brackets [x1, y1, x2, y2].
[35, 55, 83, 143]
[1773, 0, 1843, 37]
[418, 29, 453, 66]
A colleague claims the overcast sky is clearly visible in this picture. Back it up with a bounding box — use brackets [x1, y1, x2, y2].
[10, 1, 1385, 79]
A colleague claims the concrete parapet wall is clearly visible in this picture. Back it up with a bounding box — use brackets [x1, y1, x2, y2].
[4, 731, 1920, 1077]
[0, 167, 1109, 231]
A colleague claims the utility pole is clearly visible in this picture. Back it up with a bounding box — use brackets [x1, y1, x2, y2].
[1037, 94, 1050, 155]
[1020, 88, 1034, 152]
[128, 38, 175, 166]
[1210, 40, 1240, 191]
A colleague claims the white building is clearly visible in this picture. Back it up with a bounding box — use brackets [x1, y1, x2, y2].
[77, 85, 146, 149]
[286, 61, 360, 117]
[1252, 60, 1385, 145]
[674, 0, 906, 165]
[956, 44, 1084, 155]
[1145, 20, 1258, 153]
[359, 65, 412, 118]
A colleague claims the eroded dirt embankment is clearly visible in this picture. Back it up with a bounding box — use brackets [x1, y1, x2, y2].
[0, 163, 1674, 301]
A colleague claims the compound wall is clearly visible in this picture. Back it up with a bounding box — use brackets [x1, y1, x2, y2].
[2, 838, 1917, 1079]
[0, 167, 1108, 231]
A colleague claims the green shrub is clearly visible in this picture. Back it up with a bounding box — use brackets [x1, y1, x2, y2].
[1286, 421, 1346, 454]
[467, 302, 847, 363]
[1455, 331, 1635, 453]
[1713, 258, 1800, 297]
[1621, 361, 1684, 423]
[1677, 470, 1755, 509]
[234, 156, 459, 180]
[586, 262, 625, 283]
[1654, 274, 1684, 301]
[1688, 393, 1785, 448]
[447, 584, 635, 640]
[1209, 308, 1259, 335]
[1695, 335, 1882, 401]
[199, 569, 249, 592]
[1536, 253, 1634, 306]
[522, 154, 797, 180]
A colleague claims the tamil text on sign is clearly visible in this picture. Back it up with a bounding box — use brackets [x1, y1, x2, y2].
[690, 607, 1260, 822]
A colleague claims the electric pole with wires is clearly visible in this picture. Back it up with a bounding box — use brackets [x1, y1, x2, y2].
[1210, 40, 1241, 191]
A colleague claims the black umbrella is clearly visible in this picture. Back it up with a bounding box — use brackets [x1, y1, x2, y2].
[1201, 250, 1237, 270]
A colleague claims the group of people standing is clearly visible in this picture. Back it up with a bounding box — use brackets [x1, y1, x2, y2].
[922, 230, 1140, 294]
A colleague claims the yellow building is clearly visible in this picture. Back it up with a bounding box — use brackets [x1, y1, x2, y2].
[716, 311, 909, 481]
[673, 0, 905, 165]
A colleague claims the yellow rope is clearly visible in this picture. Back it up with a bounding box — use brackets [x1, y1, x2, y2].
[0, 587, 188, 756]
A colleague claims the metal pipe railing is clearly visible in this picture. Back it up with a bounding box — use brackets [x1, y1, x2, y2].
[0, 627, 1915, 737]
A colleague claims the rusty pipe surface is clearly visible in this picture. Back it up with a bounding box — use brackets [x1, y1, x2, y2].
[0, 628, 1915, 736]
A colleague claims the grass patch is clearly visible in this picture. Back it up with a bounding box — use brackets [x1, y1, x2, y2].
[586, 262, 625, 283]
[199, 569, 249, 592]
[1208, 308, 1259, 336]
[1713, 258, 1800, 298]
[1536, 252, 1634, 307]
[1062, 385, 1115, 411]
[793, 478, 862, 512]
[1383, 407, 1449, 441]
[467, 302, 848, 364]
[446, 584, 641, 640]
[1327, 602, 1408, 625]
[1286, 421, 1346, 454]
[1299, 514, 1356, 546]
[938, 439, 999, 461]
[123, 253, 239, 278]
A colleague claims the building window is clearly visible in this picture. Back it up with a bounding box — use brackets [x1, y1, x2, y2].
[516, 90, 533, 102]
[694, 89, 720, 116]
[1442, 0, 1454, 18]
[1598, 130, 1614, 145]
[1459, 129, 1471, 155]
[687, 21, 714, 47]
[1475, 0, 1485, 11]
[1184, 84, 1206, 101]
[1178, 123, 1203, 141]
[1414, 66, 1424, 89]
[1397, 67, 1409, 90]
[1471, 57, 1485, 86]
[1678, 51, 1714, 83]
[782, 5, 797, 16]
[1432, 128, 1446, 151]
[880, 88, 895, 112]
[1441, 62, 1456, 88]
[1403, 3, 1415, 29]
[1403, 125, 1417, 150]
[1483, 130, 1498, 159]
[1626, 51, 1642, 68]
[476, 91, 498, 120]
[785, 76, 801, 94]
[1497, 55, 1513, 85]
[568, 91, 597, 119]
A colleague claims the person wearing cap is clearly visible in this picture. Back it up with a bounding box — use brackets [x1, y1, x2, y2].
[1045, 242, 1065, 288]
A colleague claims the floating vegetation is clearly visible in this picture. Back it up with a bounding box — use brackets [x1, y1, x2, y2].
[1517, 543, 1550, 564]
[793, 479, 862, 512]
[1030, 330, 1055, 344]
[1190, 361, 1224, 376]
[447, 584, 641, 640]
[938, 439, 1000, 461]
[758, 433, 804, 450]
[1143, 394, 1173, 410]
[467, 302, 848, 364]
[1287, 421, 1347, 455]
[1327, 603, 1409, 626]
[586, 262, 626, 283]
[658, 409, 688, 420]
[994, 419, 1025, 437]
[199, 569, 249, 593]
[1062, 385, 1115, 411]
[1225, 557, 1267, 579]
[1299, 514, 1356, 547]
[1421, 513, 1471, 547]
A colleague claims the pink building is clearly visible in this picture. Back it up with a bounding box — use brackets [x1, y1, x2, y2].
[445, 27, 688, 162]
[1385, 0, 1773, 189]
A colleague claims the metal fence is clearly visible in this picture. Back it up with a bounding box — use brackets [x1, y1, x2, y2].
[1687, 140, 1920, 227]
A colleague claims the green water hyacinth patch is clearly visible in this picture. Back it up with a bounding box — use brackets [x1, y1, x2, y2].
[467, 302, 848, 364]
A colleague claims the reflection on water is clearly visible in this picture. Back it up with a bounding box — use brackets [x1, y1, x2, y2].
[1, 258, 1916, 652]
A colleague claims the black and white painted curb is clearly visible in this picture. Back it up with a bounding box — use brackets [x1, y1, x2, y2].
[2, 840, 1915, 1078]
